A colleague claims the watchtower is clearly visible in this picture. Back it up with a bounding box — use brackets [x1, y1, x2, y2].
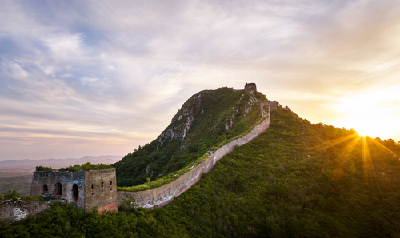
[244, 83, 257, 93]
[30, 168, 118, 212]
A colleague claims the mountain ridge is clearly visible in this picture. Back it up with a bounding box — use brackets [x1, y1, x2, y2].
[113, 85, 269, 187]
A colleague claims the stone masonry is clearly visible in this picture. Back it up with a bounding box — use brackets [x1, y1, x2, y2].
[244, 82, 257, 93]
[0, 200, 50, 223]
[30, 168, 118, 212]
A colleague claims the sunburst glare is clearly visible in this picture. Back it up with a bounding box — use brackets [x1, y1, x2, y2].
[318, 131, 398, 186]
[313, 133, 358, 151]
[370, 138, 397, 157]
[333, 92, 398, 139]
[362, 136, 378, 190]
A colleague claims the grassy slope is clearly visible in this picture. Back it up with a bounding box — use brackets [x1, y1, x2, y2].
[113, 87, 267, 187]
[3, 104, 400, 237]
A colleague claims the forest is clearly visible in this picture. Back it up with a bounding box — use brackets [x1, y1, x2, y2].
[2, 104, 400, 237]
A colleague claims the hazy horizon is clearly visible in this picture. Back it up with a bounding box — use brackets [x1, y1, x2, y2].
[1, 0, 400, 161]
[0, 155, 123, 162]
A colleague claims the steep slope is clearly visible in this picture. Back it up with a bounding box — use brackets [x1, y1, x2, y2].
[4, 103, 400, 237]
[113, 86, 268, 187]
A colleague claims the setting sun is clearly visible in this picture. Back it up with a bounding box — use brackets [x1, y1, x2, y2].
[332, 91, 398, 139]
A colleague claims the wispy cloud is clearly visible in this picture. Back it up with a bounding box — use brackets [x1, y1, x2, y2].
[1, 0, 400, 160]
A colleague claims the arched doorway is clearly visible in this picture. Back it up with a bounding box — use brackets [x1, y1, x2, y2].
[55, 182, 62, 196]
[72, 184, 78, 201]
[42, 184, 48, 194]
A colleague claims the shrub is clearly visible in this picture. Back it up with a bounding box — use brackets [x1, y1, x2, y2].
[35, 162, 112, 172]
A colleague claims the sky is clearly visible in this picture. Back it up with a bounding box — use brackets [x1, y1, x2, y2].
[1, 0, 400, 161]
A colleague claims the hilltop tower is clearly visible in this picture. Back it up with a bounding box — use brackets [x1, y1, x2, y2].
[244, 83, 257, 93]
[30, 168, 118, 212]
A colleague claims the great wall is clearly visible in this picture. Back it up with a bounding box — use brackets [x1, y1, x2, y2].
[117, 100, 276, 208]
[1, 84, 277, 222]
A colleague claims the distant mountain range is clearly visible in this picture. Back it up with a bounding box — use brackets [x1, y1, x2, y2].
[0, 155, 122, 177]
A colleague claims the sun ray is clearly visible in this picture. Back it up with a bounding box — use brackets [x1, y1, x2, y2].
[314, 133, 359, 151]
[338, 135, 361, 164]
[314, 128, 393, 193]
[333, 135, 362, 179]
[362, 136, 382, 195]
[369, 138, 398, 157]
[362, 137, 374, 182]
[314, 133, 360, 178]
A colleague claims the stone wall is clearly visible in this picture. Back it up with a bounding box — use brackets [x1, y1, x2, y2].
[268, 101, 278, 110]
[0, 200, 50, 223]
[30, 170, 86, 209]
[97, 202, 118, 213]
[84, 168, 118, 212]
[118, 102, 275, 208]
[30, 168, 118, 212]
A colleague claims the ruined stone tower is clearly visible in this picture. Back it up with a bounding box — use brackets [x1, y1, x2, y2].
[244, 82, 257, 93]
[30, 168, 118, 212]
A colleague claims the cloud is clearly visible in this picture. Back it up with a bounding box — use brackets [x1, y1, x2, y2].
[80, 77, 99, 85]
[41, 33, 84, 58]
[1, 0, 400, 160]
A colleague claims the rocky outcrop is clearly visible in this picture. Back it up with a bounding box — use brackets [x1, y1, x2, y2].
[159, 94, 202, 144]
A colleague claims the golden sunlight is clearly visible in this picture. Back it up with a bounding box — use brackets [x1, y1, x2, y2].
[333, 92, 396, 139]
[317, 132, 395, 186]
[361, 136, 378, 188]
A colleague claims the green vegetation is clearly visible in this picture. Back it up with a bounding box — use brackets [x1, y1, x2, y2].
[118, 152, 211, 192]
[113, 87, 268, 188]
[0, 190, 43, 202]
[0, 175, 31, 196]
[35, 162, 112, 172]
[3, 104, 400, 237]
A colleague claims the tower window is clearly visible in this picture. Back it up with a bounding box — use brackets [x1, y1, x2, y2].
[55, 183, 62, 196]
[42, 184, 48, 194]
[72, 184, 78, 201]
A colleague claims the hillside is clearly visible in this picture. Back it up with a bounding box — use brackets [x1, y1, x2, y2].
[113, 86, 268, 187]
[3, 103, 400, 237]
